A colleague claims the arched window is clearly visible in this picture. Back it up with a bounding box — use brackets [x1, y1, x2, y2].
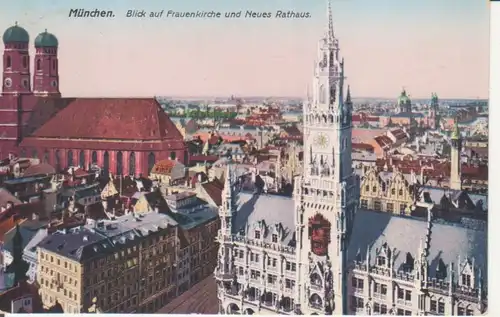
[148, 152, 155, 173]
[319, 85, 325, 104]
[116, 151, 123, 175]
[67, 150, 74, 167]
[22, 56, 28, 68]
[129, 152, 136, 176]
[43, 150, 49, 163]
[170, 151, 176, 160]
[31, 149, 38, 159]
[184, 150, 189, 164]
[79, 150, 85, 168]
[103, 151, 109, 171]
[52, 59, 56, 71]
[55, 150, 61, 171]
[6, 56, 11, 68]
[36, 59, 41, 71]
[91, 151, 98, 164]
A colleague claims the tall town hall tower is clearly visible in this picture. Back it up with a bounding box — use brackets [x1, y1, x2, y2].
[294, 1, 360, 314]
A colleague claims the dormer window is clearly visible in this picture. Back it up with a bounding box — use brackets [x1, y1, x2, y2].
[254, 230, 261, 239]
[377, 255, 386, 267]
[461, 273, 471, 287]
[272, 234, 278, 243]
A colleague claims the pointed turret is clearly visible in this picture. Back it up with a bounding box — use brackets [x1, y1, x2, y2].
[5, 223, 29, 287]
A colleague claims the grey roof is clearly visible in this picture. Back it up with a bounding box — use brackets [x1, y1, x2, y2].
[38, 212, 178, 262]
[233, 192, 295, 247]
[348, 209, 487, 284]
[169, 202, 218, 230]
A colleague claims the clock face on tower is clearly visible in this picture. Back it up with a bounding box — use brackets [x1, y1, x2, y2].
[313, 132, 329, 149]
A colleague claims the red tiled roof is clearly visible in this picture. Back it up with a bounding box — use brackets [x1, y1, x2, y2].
[390, 128, 407, 140]
[151, 160, 177, 175]
[28, 98, 183, 141]
[23, 163, 55, 177]
[201, 179, 224, 206]
[374, 135, 393, 148]
[352, 143, 374, 151]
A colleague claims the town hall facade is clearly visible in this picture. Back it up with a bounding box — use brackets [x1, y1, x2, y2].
[213, 2, 487, 315]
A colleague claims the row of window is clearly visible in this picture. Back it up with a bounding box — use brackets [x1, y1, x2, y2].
[4, 56, 57, 71]
[235, 249, 296, 272]
[360, 199, 407, 214]
[364, 185, 405, 196]
[40, 253, 78, 272]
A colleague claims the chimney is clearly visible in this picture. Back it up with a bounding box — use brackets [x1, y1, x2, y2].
[32, 213, 39, 221]
[154, 206, 159, 213]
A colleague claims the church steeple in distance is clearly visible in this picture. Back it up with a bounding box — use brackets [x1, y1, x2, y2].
[5, 223, 30, 287]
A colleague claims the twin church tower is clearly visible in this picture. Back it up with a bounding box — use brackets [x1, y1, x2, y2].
[2, 23, 60, 96]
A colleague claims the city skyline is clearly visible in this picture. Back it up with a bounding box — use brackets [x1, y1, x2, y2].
[0, 0, 489, 99]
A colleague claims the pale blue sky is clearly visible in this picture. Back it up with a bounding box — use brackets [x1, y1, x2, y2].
[0, 0, 490, 98]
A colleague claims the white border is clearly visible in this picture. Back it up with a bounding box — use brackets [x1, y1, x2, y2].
[490, 1, 498, 315]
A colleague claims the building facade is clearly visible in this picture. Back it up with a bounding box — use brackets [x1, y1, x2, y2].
[214, 2, 487, 315]
[36, 208, 219, 313]
[1, 25, 187, 174]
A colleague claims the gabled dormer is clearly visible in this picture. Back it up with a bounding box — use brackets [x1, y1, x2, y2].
[271, 222, 285, 243]
[309, 262, 325, 288]
[253, 219, 268, 240]
[375, 242, 391, 268]
[458, 257, 475, 288]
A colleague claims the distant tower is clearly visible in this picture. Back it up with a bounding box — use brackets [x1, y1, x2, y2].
[429, 92, 439, 129]
[397, 88, 412, 113]
[33, 29, 60, 97]
[449, 120, 462, 190]
[2, 23, 31, 95]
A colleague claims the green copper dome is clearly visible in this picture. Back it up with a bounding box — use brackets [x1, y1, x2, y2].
[2, 23, 29, 44]
[398, 89, 411, 105]
[34, 30, 58, 48]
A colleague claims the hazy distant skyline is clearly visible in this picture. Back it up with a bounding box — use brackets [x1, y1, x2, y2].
[0, 0, 490, 99]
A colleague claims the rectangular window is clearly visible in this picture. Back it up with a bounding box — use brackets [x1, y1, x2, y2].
[374, 303, 380, 313]
[361, 199, 368, 209]
[386, 203, 394, 212]
[351, 277, 364, 290]
[272, 234, 278, 243]
[405, 290, 412, 301]
[404, 310, 412, 316]
[397, 288, 404, 299]
[430, 300, 437, 312]
[438, 302, 445, 314]
[351, 296, 364, 309]
[239, 250, 244, 258]
[254, 230, 261, 239]
[374, 200, 382, 211]
[380, 304, 387, 314]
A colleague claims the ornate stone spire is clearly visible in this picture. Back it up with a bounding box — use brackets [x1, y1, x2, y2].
[327, 0, 335, 42]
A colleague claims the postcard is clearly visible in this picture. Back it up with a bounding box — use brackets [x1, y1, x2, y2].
[0, 0, 489, 315]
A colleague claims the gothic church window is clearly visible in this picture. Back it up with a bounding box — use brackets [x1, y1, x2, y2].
[6, 56, 11, 68]
[43, 150, 49, 163]
[116, 151, 123, 175]
[272, 234, 278, 243]
[67, 150, 74, 167]
[91, 151, 98, 164]
[32, 149, 38, 159]
[103, 151, 110, 171]
[36, 59, 41, 71]
[79, 150, 85, 168]
[129, 152, 136, 176]
[22, 56, 28, 68]
[148, 152, 155, 173]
